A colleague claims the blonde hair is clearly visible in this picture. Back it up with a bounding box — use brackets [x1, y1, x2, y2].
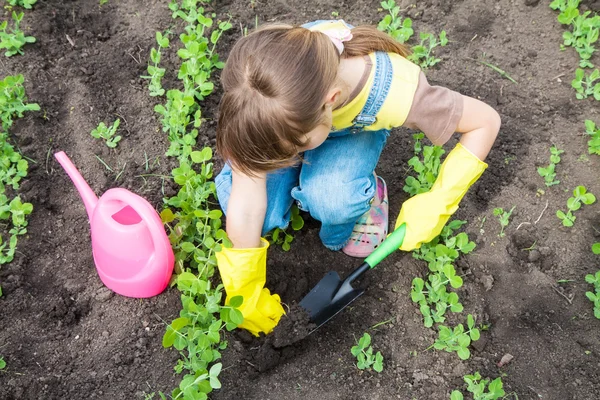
[216, 24, 410, 176]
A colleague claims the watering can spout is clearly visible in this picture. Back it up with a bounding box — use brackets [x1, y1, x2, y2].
[54, 151, 98, 220]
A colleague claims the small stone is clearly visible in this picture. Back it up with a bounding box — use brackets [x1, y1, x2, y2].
[95, 288, 114, 302]
[524, 0, 540, 6]
[528, 250, 541, 262]
[481, 275, 494, 291]
[498, 353, 514, 367]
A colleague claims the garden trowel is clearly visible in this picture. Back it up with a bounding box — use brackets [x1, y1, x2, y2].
[299, 223, 406, 332]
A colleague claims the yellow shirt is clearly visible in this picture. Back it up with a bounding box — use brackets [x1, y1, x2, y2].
[306, 20, 421, 132]
[332, 52, 421, 131]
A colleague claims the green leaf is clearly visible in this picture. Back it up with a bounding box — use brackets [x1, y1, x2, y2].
[163, 317, 190, 348]
[228, 295, 243, 308]
[457, 347, 470, 360]
[450, 391, 464, 400]
[592, 243, 600, 255]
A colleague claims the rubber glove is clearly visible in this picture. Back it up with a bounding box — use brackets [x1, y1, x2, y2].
[215, 238, 285, 336]
[395, 143, 487, 251]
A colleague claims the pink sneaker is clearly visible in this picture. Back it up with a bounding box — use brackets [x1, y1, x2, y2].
[342, 176, 389, 258]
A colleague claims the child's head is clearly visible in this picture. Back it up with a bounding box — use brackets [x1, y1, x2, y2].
[217, 24, 409, 176]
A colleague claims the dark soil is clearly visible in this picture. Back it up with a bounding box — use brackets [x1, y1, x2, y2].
[1, 0, 600, 399]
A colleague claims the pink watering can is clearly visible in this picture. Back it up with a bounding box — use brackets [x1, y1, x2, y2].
[55, 151, 174, 298]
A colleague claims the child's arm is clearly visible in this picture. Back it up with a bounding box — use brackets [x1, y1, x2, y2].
[215, 168, 285, 336]
[227, 168, 267, 248]
[455, 95, 501, 161]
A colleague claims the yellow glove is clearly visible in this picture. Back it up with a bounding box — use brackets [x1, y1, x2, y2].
[215, 238, 285, 336]
[395, 143, 487, 251]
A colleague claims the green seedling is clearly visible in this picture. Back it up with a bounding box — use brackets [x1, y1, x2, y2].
[351, 333, 384, 372]
[0, 357, 5, 369]
[585, 271, 600, 319]
[142, 31, 170, 97]
[556, 185, 596, 226]
[377, 0, 413, 43]
[451, 372, 506, 400]
[91, 119, 122, 148]
[6, 0, 37, 8]
[0, 74, 40, 132]
[592, 243, 600, 254]
[407, 31, 448, 69]
[550, 0, 580, 23]
[584, 119, 600, 155]
[431, 314, 480, 360]
[404, 133, 445, 196]
[537, 145, 564, 187]
[412, 220, 475, 327]
[267, 205, 304, 251]
[572, 68, 600, 100]
[493, 206, 515, 237]
[0, 11, 36, 57]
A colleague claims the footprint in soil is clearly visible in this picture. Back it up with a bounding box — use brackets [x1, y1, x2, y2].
[507, 225, 553, 270]
[240, 303, 316, 373]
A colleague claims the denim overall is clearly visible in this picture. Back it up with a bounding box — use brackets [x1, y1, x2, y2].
[215, 52, 394, 250]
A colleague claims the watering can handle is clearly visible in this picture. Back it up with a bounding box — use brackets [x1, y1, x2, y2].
[101, 189, 173, 275]
[364, 223, 406, 268]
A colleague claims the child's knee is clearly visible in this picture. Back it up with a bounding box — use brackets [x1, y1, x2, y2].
[293, 176, 375, 225]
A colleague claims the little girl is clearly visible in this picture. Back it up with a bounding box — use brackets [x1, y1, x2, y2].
[214, 20, 500, 336]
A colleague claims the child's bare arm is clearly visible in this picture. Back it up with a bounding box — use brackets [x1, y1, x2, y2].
[456, 95, 501, 161]
[227, 168, 267, 248]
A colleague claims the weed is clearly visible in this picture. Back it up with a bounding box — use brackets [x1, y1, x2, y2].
[584, 119, 600, 155]
[451, 372, 505, 400]
[556, 185, 596, 226]
[91, 119, 122, 148]
[493, 206, 515, 237]
[585, 271, 600, 319]
[378, 0, 414, 43]
[0, 11, 36, 57]
[472, 55, 518, 84]
[571, 68, 600, 100]
[351, 333, 384, 372]
[6, 0, 37, 9]
[431, 314, 480, 360]
[407, 31, 448, 69]
[0, 357, 5, 369]
[537, 145, 564, 186]
[593, 243, 600, 254]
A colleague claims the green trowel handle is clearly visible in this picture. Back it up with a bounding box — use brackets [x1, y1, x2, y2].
[364, 223, 406, 268]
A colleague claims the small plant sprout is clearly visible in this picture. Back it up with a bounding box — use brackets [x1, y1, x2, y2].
[91, 119, 122, 148]
[593, 243, 600, 254]
[472, 55, 518, 84]
[431, 314, 480, 360]
[572, 68, 600, 100]
[267, 205, 304, 251]
[378, 0, 414, 43]
[585, 271, 600, 319]
[451, 372, 506, 400]
[404, 133, 445, 196]
[407, 31, 448, 69]
[0, 11, 36, 57]
[537, 145, 564, 187]
[584, 120, 600, 155]
[6, 0, 38, 9]
[493, 206, 515, 237]
[0, 357, 5, 370]
[556, 186, 596, 227]
[351, 333, 384, 372]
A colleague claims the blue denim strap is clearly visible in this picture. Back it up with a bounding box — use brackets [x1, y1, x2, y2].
[351, 51, 393, 131]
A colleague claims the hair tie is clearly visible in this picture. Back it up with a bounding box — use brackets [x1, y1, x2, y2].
[306, 21, 353, 54]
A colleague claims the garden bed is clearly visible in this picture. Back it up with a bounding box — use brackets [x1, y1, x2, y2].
[0, 0, 599, 399]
